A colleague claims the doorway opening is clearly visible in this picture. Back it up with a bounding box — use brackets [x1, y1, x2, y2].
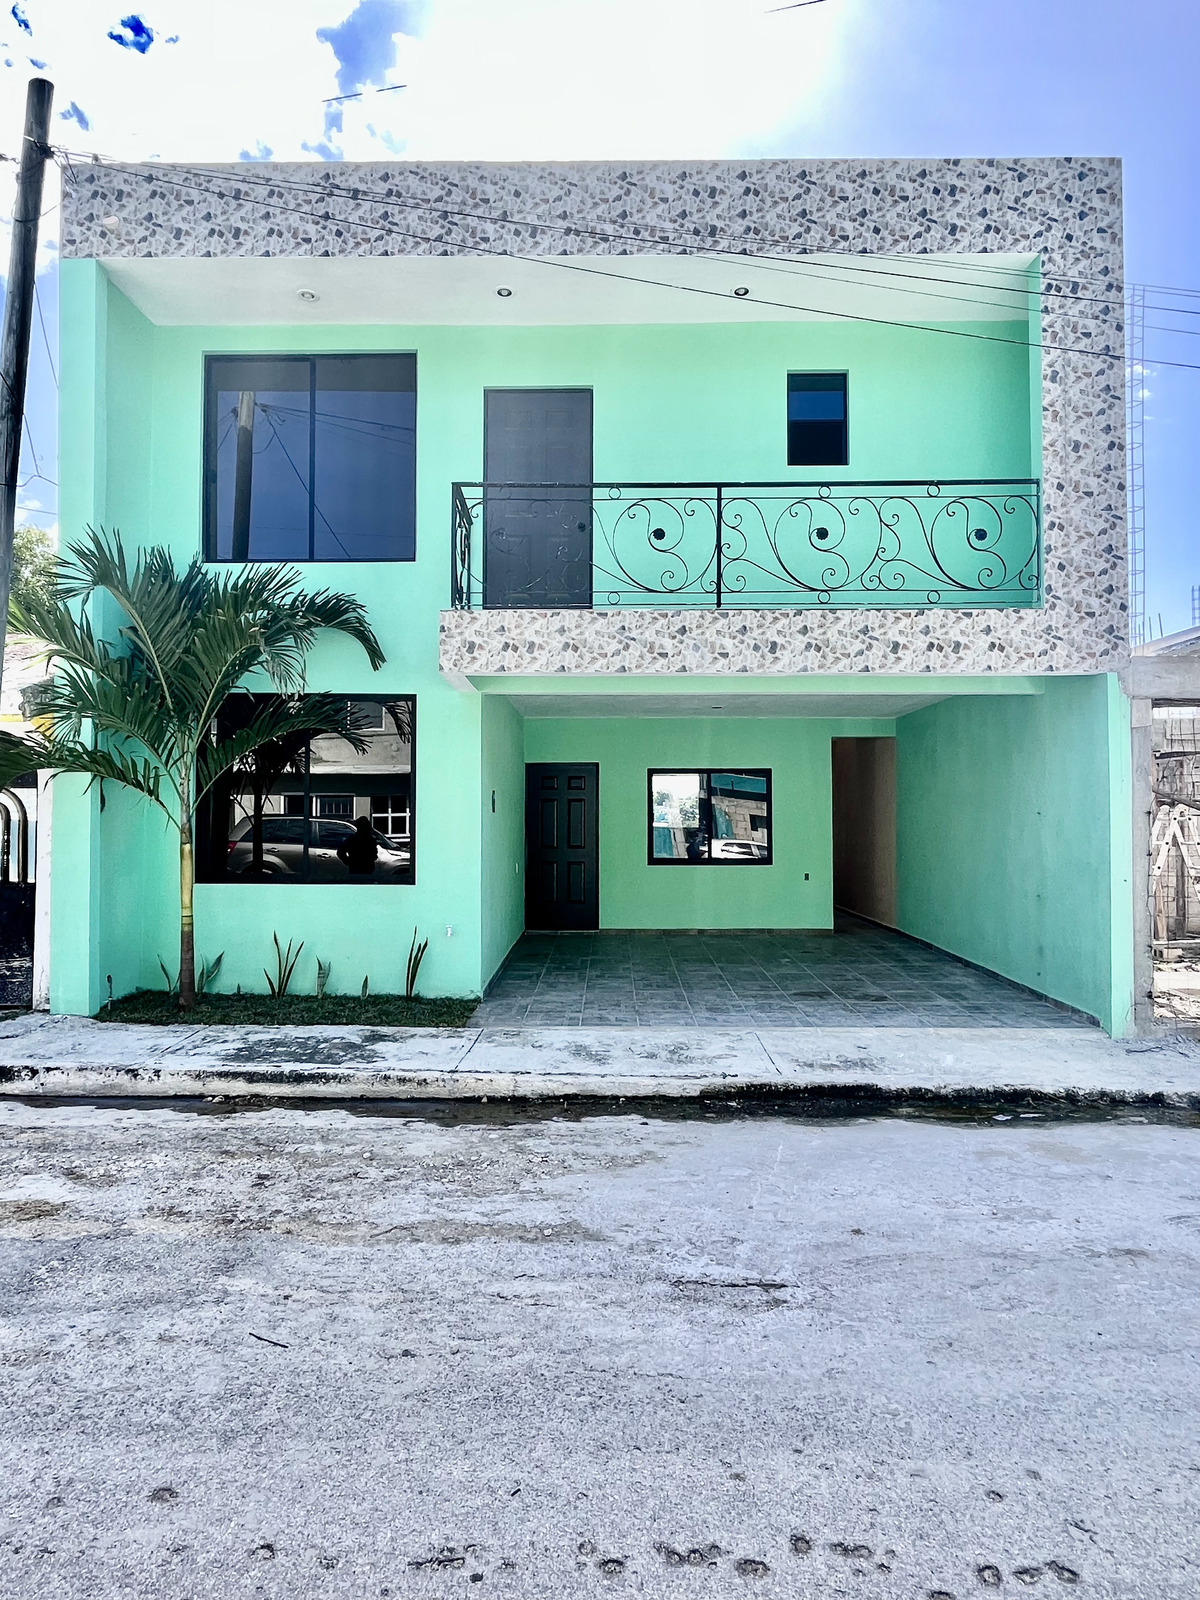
[831, 736, 896, 926]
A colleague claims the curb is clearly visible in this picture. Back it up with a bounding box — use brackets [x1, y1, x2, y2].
[3, 1060, 1199, 1112]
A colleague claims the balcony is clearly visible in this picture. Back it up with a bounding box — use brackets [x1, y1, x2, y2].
[450, 480, 1041, 611]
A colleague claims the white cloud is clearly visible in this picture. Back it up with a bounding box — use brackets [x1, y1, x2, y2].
[0, 0, 850, 248]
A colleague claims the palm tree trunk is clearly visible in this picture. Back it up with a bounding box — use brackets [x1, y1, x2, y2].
[179, 768, 197, 1010]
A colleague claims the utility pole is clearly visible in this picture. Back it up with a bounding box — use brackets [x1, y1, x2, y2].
[0, 77, 54, 693]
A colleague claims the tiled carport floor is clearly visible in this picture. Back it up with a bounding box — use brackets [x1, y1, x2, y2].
[474, 917, 1091, 1029]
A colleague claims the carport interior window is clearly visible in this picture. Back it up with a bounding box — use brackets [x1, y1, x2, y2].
[787, 372, 848, 467]
[204, 353, 417, 562]
[649, 770, 772, 865]
[196, 695, 415, 884]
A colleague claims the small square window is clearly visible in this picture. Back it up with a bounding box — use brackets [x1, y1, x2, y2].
[787, 372, 847, 467]
[648, 770, 772, 865]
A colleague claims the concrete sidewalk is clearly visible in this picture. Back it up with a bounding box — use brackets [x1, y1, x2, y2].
[1, 1012, 1198, 1106]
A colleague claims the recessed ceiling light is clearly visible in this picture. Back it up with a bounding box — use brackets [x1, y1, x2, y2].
[733, 286, 750, 297]
[296, 288, 320, 302]
[496, 286, 513, 298]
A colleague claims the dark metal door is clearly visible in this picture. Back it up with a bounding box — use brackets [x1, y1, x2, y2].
[0, 782, 35, 1007]
[484, 389, 593, 608]
[525, 763, 599, 931]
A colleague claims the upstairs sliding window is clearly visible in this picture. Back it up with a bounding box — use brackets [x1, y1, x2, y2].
[786, 372, 848, 467]
[204, 353, 417, 562]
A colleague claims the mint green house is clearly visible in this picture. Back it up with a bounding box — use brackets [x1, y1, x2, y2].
[48, 156, 1134, 1033]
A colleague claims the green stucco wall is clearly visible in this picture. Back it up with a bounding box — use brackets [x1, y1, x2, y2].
[895, 674, 1134, 1034]
[53, 256, 1039, 1009]
[523, 716, 894, 932]
[481, 696, 526, 986]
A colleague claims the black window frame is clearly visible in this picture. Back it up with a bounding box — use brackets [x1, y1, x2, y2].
[647, 768, 773, 867]
[202, 351, 418, 564]
[196, 693, 417, 886]
[786, 371, 848, 468]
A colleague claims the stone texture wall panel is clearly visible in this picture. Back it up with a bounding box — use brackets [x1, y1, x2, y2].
[62, 156, 1126, 678]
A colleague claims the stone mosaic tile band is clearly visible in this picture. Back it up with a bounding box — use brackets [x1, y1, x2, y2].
[62, 156, 1128, 677]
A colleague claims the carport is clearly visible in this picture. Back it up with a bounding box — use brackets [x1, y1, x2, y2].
[474, 916, 1090, 1028]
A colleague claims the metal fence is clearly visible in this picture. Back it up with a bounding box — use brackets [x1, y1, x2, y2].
[451, 479, 1041, 611]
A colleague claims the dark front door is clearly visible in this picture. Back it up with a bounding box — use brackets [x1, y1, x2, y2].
[525, 763, 599, 930]
[484, 388, 593, 608]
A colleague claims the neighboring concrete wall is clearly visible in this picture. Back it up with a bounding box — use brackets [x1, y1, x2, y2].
[481, 696, 525, 987]
[895, 674, 1133, 1033]
[832, 737, 897, 925]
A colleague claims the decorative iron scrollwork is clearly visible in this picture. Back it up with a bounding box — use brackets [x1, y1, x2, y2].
[450, 480, 1040, 611]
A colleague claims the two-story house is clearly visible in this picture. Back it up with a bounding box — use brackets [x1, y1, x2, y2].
[49, 156, 1133, 1032]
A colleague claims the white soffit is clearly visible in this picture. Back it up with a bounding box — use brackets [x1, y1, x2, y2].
[101, 251, 1037, 329]
[505, 693, 949, 720]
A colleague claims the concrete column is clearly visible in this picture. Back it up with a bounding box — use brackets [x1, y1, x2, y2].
[1130, 696, 1155, 1031]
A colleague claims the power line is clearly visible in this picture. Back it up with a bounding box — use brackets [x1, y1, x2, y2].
[65, 156, 1200, 373]
[179, 159, 1137, 309]
[33, 275, 56, 388]
[57, 144, 1159, 305]
[1127, 286, 1147, 648]
[323, 84, 407, 105]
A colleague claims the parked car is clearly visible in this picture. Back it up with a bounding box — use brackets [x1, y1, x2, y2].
[226, 816, 411, 879]
[710, 839, 768, 861]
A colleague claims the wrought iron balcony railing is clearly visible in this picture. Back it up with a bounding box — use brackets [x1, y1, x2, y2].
[450, 479, 1041, 611]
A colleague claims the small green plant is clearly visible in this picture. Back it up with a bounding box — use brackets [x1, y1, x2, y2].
[198, 953, 224, 995]
[159, 952, 223, 996]
[405, 929, 429, 1000]
[315, 958, 331, 998]
[265, 933, 304, 999]
[360, 974, 369, 999]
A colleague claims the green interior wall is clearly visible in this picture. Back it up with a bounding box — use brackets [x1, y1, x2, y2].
[895, 674, 1133, 1033]
[481, 697, 526, 986]
[53, 254, 1038, 1010]
[522, 716, 893, 931]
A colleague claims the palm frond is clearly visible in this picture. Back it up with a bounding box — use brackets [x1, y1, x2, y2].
[34, 668, 181, 774]
[195, 692, 370, 801]
[37, 738, 168, 810]
[9, 588, 113, 680]
[0, 730, 49, 789]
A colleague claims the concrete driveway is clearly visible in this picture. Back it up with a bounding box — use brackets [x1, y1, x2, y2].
[0, 1099, 1196, 1598]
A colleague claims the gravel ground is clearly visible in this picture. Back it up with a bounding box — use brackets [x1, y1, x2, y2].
[0, 1098, 1197, 1598]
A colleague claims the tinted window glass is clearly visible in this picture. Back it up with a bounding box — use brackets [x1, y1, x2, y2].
[197, 695, 415, 885]
[205, 354, 416, 562]
[649, 770, 772, 865]
[262, 816, 305, 844]
[787, 373, 847, 467]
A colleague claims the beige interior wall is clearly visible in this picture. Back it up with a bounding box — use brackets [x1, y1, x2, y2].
[832, 737, 897, 926]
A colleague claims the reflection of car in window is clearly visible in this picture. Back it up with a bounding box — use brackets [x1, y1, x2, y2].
[710, 839, 769, 861]
[227, 816, 411, 879]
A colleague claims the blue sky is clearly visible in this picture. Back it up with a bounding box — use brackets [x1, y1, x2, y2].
[0, 0, 1196, 632]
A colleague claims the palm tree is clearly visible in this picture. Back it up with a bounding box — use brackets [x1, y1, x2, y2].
[6, 527, 385, 1010]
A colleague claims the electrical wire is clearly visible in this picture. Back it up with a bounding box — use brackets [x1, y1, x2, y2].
[162, 156, 1134, 311]
[33, 276, 56, 388]
[55, 143, 1156, 306]
[60, 156, 1200, 373]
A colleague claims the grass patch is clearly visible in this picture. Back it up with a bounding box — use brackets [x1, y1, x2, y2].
[97, 990, 479, 1028]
